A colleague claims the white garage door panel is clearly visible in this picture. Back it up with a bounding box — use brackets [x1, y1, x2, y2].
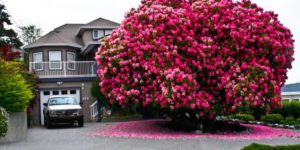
[40, 89, 80, 125]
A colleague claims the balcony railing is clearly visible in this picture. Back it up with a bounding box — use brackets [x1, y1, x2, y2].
[29, 61, 97, 78]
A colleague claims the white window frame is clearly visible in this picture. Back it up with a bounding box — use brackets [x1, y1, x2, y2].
[67, 52, 76, 70]
[93, 29, 104, 40]
[104, 29, 113, 36]
[33, 52, 43, 71]
[49, 51, 62, 70]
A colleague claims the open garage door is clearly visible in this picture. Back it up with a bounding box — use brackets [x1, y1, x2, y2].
[39, 89, 81, 125]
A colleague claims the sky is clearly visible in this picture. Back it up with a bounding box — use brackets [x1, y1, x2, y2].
[2, 0, 299, 84]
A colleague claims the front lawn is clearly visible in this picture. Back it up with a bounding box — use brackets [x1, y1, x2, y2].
[242, 143, 300, 150]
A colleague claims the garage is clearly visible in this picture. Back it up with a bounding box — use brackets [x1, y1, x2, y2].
[39, 89, 81, 125]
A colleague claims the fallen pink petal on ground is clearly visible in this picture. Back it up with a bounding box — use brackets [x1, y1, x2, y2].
[92, 120, 300, 140]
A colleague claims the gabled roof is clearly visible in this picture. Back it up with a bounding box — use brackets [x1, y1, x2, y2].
[24, 24, 84, 49]
[76, 17, 119, 36]
[24, 17, 120, 51]
[282, 83, 300, 92]
[85, 17, 119, 26]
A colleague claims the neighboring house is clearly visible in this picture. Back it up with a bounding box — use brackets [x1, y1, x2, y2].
[24, 17, 119, 125]
[282, 83, 300, 102]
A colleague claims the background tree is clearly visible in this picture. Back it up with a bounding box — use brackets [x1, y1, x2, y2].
[19, 24, 42, 64]
[95, 0, 294, 129]
[0, 4, 22, 48]
[19, 25, 42, 45]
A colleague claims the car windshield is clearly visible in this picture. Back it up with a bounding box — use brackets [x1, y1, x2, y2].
[48, 97, 78, 106]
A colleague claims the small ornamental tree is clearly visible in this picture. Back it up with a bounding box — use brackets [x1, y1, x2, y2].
[0, 59, 33, 112]
[0, 44, 20, 61]
[95, 0, 294, 124]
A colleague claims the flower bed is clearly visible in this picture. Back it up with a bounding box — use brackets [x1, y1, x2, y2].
[92, 119, 300, 140]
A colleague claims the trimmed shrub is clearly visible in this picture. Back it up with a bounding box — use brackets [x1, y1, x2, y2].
[282, 116, 296, 125]
[273, 101, 300, 118]
[272, 101, 289, 117]
[0, 59, 33, 112]
[288, 102, 300, 118]
[242, 143, 300, 150]
[234, 114, 255, 122]
[261, 114, 284, 124]
[295, 118, 300, 125]
[0, 107, 8, 137]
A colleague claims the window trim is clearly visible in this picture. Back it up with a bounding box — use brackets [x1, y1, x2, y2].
[67, 52, 76, 70]
[49, 51, 62, 70]
[104, 29, 113, 36]
[92, 29, 104, 40]
[33, 52, 43, 71]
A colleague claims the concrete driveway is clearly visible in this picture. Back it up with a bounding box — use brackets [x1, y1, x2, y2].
[0, 123, 299, 150]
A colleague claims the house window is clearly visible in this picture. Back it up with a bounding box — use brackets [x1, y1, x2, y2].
[67, 52, 76, 70]
[292, 99, 299, 102]
[93, 29, 104, 39]
[105, 29, 112, 35]
[49, 51, 62, 70]
[33, 52, 43, 71]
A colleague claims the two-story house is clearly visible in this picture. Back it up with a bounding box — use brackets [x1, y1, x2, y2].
[282, 83, 300, 102]
[24, 17, 119, 125]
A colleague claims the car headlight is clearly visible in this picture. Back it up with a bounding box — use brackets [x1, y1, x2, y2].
[49, 110, 57, 117]
[73, 109, 83, 116]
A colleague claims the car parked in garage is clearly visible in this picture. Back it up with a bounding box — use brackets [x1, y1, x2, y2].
[43, 96, 84, 128]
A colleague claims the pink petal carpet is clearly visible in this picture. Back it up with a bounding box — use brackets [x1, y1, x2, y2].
[92, 119, 300, 140]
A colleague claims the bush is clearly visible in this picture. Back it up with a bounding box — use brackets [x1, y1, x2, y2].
[288, 102, 300, 118]
[234, 114, 255, 122]
[281, 116, 296, 125]
[273, 101, 300, 118]
[261, 114, 284, 124]
[295, 118, 300, 125]
[0, 107, 8, 137]
[0, 59, 33, 112]
[242, 143, 300, 150]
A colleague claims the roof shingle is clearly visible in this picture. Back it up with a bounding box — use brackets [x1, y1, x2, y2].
[282, 83, 300, 92]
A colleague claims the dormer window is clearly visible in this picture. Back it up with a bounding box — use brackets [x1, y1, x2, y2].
[93, 30, 104, 40]
[92, 29, 113, 40]
[105, 29, 112, 35]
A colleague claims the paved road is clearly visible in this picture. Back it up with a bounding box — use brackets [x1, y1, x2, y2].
[0, 123, 299, 150]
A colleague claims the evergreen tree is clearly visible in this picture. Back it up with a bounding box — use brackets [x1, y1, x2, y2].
[0, 4, 22, 48]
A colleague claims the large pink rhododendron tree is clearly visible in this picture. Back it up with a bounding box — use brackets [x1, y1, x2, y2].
[95, 0, 294, 121]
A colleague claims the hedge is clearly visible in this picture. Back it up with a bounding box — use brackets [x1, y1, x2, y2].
[233, 114, 255, 122]
[261, 114, 284, 124]
[272, 101, 300, 118]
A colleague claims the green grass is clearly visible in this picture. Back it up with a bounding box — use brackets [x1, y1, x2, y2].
[242, 143, 300, 150]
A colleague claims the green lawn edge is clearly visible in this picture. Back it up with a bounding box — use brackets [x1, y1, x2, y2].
[242, 143, 300, 150]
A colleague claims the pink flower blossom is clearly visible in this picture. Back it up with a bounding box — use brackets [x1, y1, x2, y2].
[95, 0, 294, 117]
